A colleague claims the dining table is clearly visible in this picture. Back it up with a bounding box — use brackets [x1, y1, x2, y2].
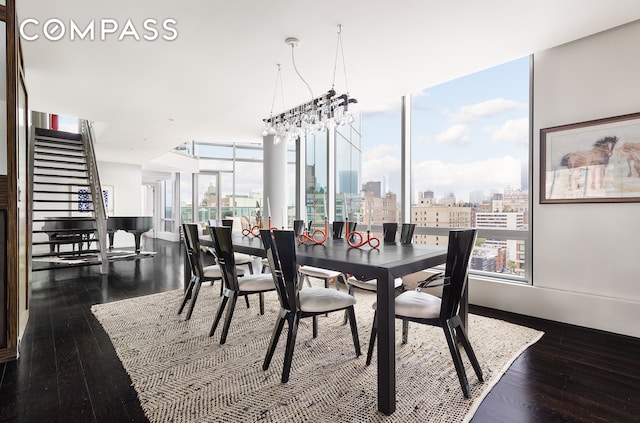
[194, 231, 450, 415]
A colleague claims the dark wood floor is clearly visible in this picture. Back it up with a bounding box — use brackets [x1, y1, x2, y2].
[1, 238, 638, 422]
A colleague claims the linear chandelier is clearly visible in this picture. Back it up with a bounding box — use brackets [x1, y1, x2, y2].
[263, 25, 357, 143]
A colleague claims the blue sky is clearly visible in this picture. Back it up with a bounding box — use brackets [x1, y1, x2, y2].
[361, 56, 530, 203]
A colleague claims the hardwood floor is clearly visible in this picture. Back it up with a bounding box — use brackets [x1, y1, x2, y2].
[1, 238, 638, 422]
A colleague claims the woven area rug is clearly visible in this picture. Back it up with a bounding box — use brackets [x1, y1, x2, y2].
[91, 287, 543, 422]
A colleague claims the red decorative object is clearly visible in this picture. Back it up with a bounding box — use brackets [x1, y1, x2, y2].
[345, 218, 380, 249]
[297, 217, 328, 245]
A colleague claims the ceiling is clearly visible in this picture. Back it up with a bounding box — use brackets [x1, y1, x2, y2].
[16, 1, 640, 170]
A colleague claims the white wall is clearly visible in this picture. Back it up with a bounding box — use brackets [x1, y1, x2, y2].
[470, 20, 640, 338]
[97, 161, 145, 248]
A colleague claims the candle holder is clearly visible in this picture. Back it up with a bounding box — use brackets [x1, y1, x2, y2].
[345, 218, 380, 249]
[242, 218, 263, 237]
[297, 217, 328, 245]
[267, 217, 279, 231]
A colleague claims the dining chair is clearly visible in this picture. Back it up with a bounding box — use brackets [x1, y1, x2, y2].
[400, 223, 416, 244]
[178, 223, 246, 320]
[218, 219, 255, 274]
[209, 226, 276, 344]
[365, 228, 483, 398]
[260, 229, 361, 383]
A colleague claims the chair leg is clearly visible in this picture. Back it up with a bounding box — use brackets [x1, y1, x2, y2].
[337, 274, 348, 291]
[347, 306, 361, 356]
[177, 275, 196, 315]
[245, 295, 250, 309]
[365, 310, 377, 366]
[342, 284, 355, 325]
[259, 292, 265, 315]
[312, 315, 318, 338]
[209, 292, 229, 337]
[281, 313, 300, 383]
[263, 309, 287, 371]
[185, 277, 203, 321]
[453, 316, 484, 382]
[219, 293, 239, 345]
[247, 262, 254, 274]
[402, 319, 409, 344]
[443, 319, 472, 398]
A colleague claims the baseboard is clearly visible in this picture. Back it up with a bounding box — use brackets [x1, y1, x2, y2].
[469, 277, 640, 338]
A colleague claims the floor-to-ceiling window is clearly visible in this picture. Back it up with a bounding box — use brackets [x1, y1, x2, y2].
[305, 131, 328, 223]
[301, 57, 531, 284]
[335, 115, 362, 222]
[410, 56, 530, 281]
[178, 141, 292, 230]
[360, 98, 402, 237]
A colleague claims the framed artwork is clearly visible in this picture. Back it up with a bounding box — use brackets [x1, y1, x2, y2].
[74, 185, 114, 216]
[540, 112, 640, 203]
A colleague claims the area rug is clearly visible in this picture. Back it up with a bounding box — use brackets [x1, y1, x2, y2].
[91, 287, 543, 422]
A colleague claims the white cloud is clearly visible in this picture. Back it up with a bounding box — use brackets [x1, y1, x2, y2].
[446, 98, 524, 124]
[411, 156, 523, 202]
[362, 145, 401, 194]
[435, 124, 471, 145]
[490, 118, 529, 144]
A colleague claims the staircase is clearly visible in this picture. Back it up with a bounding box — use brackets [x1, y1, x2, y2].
[30, 127, 108, 272]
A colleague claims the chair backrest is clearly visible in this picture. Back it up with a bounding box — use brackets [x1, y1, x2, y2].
[221, 219, 234, 229]
[268, 230, 301, 313]
[183, 223, 206, 279]
[439, 229, 477, 321]
[383, 222, 398, 243]
[400, 223, 416, 244]
[260, 230, 291, 311]
[210, 226, 241, 291]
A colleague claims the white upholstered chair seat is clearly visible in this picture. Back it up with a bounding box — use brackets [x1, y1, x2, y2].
[392, 290, 441, 319]
[347, 276, 403, 292]
[299, 287, 357, 313]
[237, 274, 275, 292]
[234, 252, 254, 264]
[298, 265, 348, 291]
[203, 265, 245, 279]
[299, 265, 343, 279]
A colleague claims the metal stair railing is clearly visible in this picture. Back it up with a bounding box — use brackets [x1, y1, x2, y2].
[81, 120, 109, 274]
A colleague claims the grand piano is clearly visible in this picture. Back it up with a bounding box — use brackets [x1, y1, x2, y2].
[42, 217, 97, 253]
[42, 216, 153, 255]
[107, 216, 153, 254]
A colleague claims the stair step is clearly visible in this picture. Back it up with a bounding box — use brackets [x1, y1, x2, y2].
[35, 134, 82, 145]
[33, 182, 90, 187]
[35, 151, 86, 160]
[34, 165, 87, 173]
[33, 173, 89, 180]
[34, 157, 88, 166]
[34, 139, 84, 149]
[33, 198, 93, 205]
[33, 210, 95, 214]
[33, 217, 95, 223]
[34, 145, 84, 157]
[35, 128, 83, 142]
[33, 189, 88, 195]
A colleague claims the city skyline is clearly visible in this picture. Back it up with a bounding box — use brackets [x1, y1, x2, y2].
[360, 56, 530, 203]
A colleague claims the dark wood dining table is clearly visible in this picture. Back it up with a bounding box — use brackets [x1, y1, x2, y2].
[195, 232, 449, 415]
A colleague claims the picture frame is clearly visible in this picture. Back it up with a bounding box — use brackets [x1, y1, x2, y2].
[72, 184, 115, 216]
[540, 112, 640, 203]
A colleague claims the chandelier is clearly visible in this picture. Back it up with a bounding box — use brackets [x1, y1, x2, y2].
[263, 25, 357, 143]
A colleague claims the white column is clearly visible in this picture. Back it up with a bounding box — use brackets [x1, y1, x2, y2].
[263, 135, 288, 228]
